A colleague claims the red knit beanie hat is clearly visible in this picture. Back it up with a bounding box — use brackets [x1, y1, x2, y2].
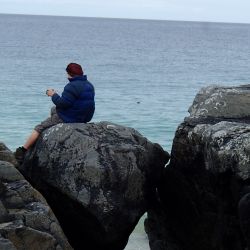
[66, 63, 83, 76]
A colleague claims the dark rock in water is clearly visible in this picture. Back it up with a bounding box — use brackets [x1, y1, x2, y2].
[0, 143, 72, 250]
[18, 121, 169, 250]
[146, 85, 250, 250]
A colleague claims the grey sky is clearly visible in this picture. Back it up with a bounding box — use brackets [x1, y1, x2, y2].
[1, 0, 250, 23]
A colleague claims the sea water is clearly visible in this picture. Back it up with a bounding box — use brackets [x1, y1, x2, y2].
[1, 14, 250, 249]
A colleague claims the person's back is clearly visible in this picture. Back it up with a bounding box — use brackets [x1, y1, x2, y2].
[54, 75, 95, 123]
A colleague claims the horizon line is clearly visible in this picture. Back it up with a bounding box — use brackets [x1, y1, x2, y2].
[1, 12, 250, 26]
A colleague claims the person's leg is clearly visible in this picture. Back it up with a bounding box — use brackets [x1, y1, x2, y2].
[24, 107, 62, 149]
[23, 130, 40, 150]
[15, 107, 63, 164]
[14, 129, 41, 164]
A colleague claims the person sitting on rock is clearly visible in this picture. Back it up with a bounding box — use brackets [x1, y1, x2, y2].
[14, 62, 95, 164]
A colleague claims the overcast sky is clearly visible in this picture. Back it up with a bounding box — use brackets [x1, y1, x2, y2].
[1, 0, 250, 24]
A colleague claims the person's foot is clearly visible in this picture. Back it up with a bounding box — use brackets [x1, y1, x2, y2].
[14, 146, 27, 165]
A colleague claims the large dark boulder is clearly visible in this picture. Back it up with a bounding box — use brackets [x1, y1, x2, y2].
[18, 121, 169, 250]
[0, 143, 72, 250]
[146, 85, 250, 250]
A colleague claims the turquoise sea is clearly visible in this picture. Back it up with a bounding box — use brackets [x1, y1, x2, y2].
[1, 14, 250, 249]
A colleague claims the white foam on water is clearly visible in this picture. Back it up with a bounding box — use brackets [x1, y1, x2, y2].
[124, 214, 150, 250]
[124, 233, 150, 250]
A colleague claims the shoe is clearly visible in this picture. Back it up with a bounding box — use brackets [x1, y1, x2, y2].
[14, 146, 27, 165]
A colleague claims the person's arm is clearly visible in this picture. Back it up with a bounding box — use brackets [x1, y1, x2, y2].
[47, 84, 79, 108]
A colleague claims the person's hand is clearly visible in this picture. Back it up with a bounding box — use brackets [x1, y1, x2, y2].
[46, 89, 56, 96]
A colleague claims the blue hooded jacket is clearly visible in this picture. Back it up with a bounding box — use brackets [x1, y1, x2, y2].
[52, 75, 95, 123]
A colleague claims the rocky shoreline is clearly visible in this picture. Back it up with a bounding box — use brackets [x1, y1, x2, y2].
[1, 85, 250, 249]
